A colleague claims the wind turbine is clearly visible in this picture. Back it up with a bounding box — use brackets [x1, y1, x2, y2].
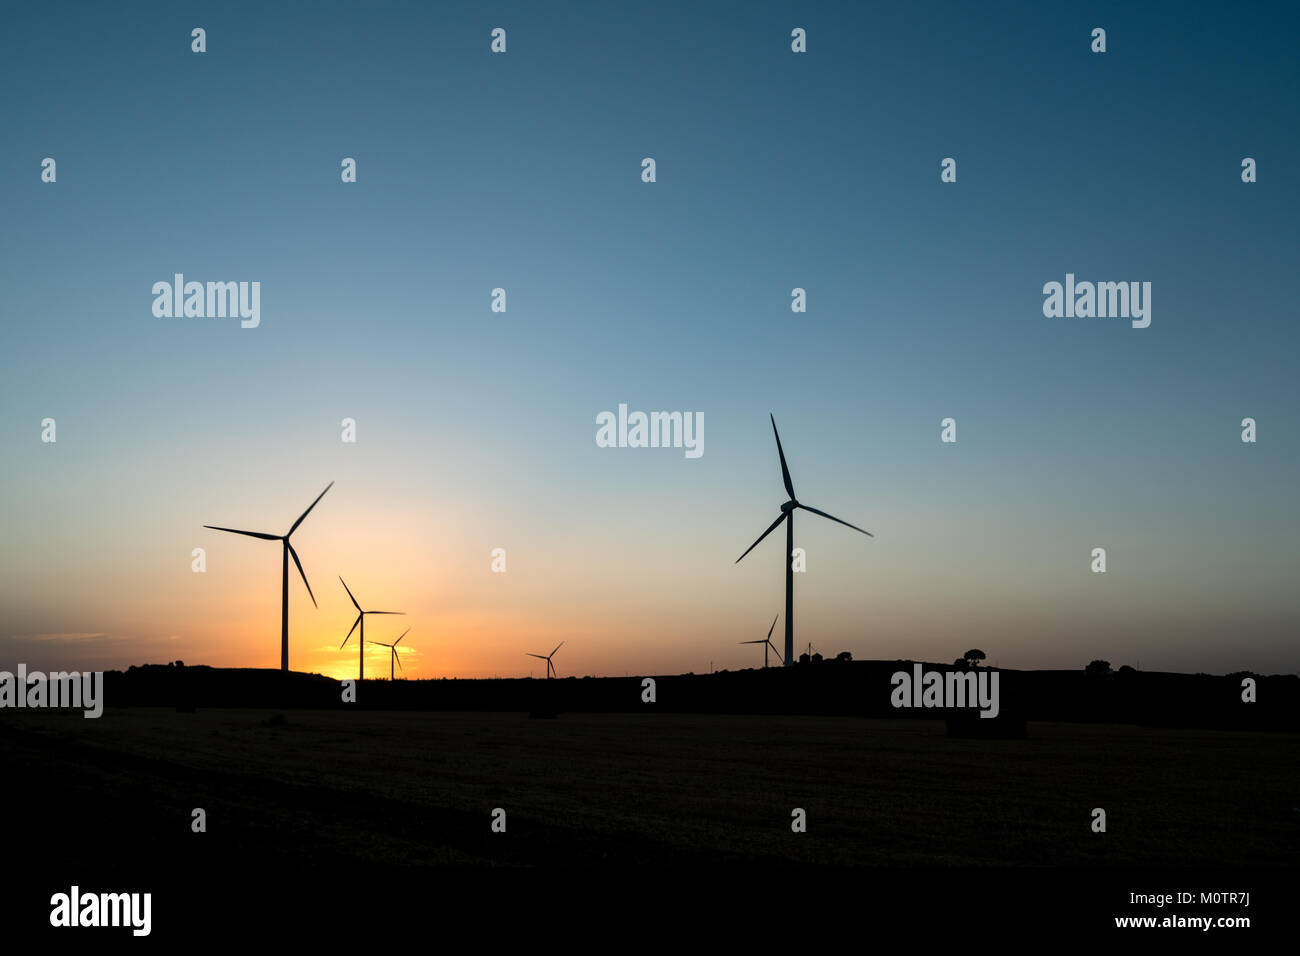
[735, 415, 873, 668]
[526, 642, 564, 679]
[204, 481, 333, 672]
[339, 577, 404, 680]
[368, 628, 409, 681]
[739, 614, 783, 668]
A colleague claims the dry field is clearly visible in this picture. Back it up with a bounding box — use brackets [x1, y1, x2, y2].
[4, 708, 1296, 867]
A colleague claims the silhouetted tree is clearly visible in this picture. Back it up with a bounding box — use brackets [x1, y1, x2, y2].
[1118, 664, 1135, 675]
[835, 651, 852, 663]
[952, 658, 969, 670]
[1086, 659, 1112, 676]
[963, 649, 986, 668]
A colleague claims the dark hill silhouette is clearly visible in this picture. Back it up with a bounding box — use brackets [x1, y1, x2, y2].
[103, 660, 1300, 732]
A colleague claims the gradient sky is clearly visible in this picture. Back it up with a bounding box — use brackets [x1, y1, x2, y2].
[2, 1, 1297, 680]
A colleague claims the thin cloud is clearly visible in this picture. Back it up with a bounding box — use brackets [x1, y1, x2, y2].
[8, 632, 111, 643]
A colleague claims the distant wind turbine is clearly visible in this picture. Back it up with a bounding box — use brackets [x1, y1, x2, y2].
[739, 614, 783, 668]
[526, 642, 564, 679]
[368, 628, 410, 681]
[736, 415, 872, 668]
[339, 577, 404, 680]
[204, 481, 333, 672]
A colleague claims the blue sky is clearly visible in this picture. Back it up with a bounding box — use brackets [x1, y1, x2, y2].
[1, 1, 1296, 677]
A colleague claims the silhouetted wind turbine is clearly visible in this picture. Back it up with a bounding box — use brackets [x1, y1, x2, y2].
[368, 628, 409, 681]
[204, 481, 333, 672]
[526, 642, 564, 679]
[736, 415, 872, 668]
[739, 614, 783, 668]
[339, 577, 404, 680]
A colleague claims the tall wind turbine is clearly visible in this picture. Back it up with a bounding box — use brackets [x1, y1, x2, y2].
[526, 642, 564, 679]
[339, 577, 404, 680]
[736, 415, 872, 667]
[368, 628, 409, 681]
[204, 481, 333, 672]
[739, 614, 783, 668]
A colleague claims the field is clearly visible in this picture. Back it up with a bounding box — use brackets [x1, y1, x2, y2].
[5, 707, 1296, 868]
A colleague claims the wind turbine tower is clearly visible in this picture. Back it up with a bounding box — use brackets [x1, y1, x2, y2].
[739, 614, 783, 668]
[735, 415, 873, 667]
[526, 642, 565, 679]
[204, 481, 333, 672]
[340, 577, 404, 681]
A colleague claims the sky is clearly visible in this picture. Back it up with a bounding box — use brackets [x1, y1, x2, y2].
[1, 1, 1297, 680]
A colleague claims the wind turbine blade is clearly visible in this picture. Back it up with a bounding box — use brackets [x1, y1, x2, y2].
[739, 639, 766, 645]
[203, 526, 280, 541]
[767, 614, 778, 640]
[393, 649, 402, 672]
[288, 481, 333, 536]
[526, 653, 548, 660]
[735, 512, 786, 564]
[286, 542, 316, 608]
[798, 504, 874, 537]
[366, 611, 405, 616]
[339, 576, 361, 612]
[767, 640, 784, 664]
[394, 629, 409, 645]
[551, 641, 564, 657]
[340, 615, 360, 649]
[770, 414, 795, 499]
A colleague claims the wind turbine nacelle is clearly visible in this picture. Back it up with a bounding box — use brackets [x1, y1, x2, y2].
[780, 500, 797, 513]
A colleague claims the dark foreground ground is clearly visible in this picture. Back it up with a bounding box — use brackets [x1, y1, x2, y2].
[5, 708, 1296, 867]
[3, 708, 1294, 940]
